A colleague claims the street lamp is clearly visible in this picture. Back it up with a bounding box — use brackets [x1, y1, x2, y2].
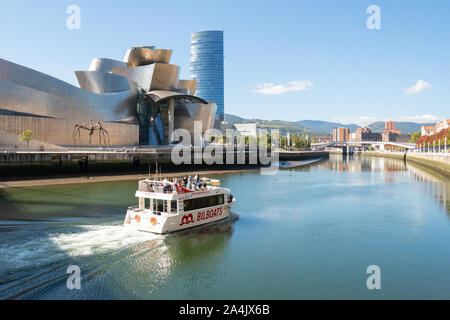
[445, 137, 448, 153]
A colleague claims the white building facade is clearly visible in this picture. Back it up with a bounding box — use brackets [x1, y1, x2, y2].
[233, 123, 261, 137]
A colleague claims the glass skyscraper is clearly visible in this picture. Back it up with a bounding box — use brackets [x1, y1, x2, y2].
[190, 30, 224, 122]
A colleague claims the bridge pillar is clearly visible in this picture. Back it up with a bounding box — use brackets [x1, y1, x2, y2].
[342, 146, 347, 155]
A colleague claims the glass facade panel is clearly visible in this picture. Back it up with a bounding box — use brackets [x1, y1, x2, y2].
[190, 30, 224, 121]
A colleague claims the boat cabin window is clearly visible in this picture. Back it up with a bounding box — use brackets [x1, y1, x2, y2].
[152, 199, 164, 215]
[171, 200, 177, 213]
[183, 194, 224, 212]
[151, 199, 174, 215]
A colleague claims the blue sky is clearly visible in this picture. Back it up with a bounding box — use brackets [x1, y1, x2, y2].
[0, 0, 449, 124]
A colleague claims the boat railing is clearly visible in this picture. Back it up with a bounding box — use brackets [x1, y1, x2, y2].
[138, 179, 213, 194]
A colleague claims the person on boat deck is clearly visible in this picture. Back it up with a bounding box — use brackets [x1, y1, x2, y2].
[163, 177, 170, 192]
[183, 175, 188, 186]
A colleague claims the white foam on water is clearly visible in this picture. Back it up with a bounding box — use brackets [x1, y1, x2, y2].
[0, 225, 160, 270]
[50, 225, 160, 256]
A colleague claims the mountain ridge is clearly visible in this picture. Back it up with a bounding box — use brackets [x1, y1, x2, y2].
[225, 113, 433, 135]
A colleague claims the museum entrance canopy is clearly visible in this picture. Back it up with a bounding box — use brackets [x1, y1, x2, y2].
[145, 90, 208, 105]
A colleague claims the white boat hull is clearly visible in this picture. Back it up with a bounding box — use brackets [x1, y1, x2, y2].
[124, 202, 233, 234]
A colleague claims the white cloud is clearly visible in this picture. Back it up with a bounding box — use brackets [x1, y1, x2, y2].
[405, 80, 432, 95]
[396, 114, 440, 123]
[253, 81, 314, 95]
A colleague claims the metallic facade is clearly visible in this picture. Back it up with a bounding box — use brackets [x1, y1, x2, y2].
[0, 58, 137, 122]
[127, 48, 172, 67]
[190, 30, 224, 122]
[0, 45, 217, 148]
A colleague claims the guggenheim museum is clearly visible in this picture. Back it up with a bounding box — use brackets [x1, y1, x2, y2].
[0, 46, 217, 148]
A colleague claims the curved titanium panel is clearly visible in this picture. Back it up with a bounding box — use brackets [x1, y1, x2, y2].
[123, 48, 132, 63]
[75, 71, 133, 94]
[176, 80, 197, 95]
[0, 59, 137, 122]
[152, 49, 172, 64]
[127, 48, 172, 67]
[111, 63, 179, 92]
[174, 102, 217, 143]
[88, 58, 127, 73]
[111, 64, 155, 92]
[193, 102, 217, 131]
[145, 90, 207, 105]
[150, 63, 179, 91]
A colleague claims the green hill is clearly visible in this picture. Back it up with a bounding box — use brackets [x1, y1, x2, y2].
[225, 114, 322, 135]
[368, 121, 434, 134]
[225, 113, 434, 136]
[224, 114, 246, 124]
[296, 120, 360, 133]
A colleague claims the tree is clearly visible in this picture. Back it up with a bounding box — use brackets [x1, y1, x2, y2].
[19, 130, 33, 153]
[409, 131, 421, 143]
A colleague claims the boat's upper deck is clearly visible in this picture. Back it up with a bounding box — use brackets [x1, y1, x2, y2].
[135, 178, 228, 200]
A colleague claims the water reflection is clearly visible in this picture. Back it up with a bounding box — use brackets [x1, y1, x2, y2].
[324, 154, 407, 173]
[407, 163, 449, 214]
[320, 154, 449, 213]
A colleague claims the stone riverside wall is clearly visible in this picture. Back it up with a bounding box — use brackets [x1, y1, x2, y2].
[0, 149, 329, 178]
[408, 153, 450, 165]
[362, 151, 450, 178]
[406, 153, 450, 178]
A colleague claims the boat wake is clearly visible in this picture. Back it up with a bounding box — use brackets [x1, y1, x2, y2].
[0, 215, 239, 299]
[0, 224, 160, 272]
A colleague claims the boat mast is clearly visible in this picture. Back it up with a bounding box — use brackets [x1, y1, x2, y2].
[148, 163, 151, 180]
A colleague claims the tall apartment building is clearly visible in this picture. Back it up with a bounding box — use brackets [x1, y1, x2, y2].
[383, 121, 401, 134]
[331, 127, 350, 142]
[355, 127, 381, 141]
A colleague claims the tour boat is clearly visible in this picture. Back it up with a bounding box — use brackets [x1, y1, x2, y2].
[124, 178, 235, 234]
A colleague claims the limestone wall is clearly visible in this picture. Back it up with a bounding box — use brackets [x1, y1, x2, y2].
[0, 115, 138, 147]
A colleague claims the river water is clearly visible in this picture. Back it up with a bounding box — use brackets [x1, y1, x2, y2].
[0, 155, 449, 299]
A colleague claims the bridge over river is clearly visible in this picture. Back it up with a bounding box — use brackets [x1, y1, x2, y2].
[311, 141, 416, 153]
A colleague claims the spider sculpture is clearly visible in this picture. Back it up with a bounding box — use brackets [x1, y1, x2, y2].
[73, 118, 110, 147]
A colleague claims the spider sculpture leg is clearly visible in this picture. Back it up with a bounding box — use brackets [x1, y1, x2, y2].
[103, 128, 110, 146]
